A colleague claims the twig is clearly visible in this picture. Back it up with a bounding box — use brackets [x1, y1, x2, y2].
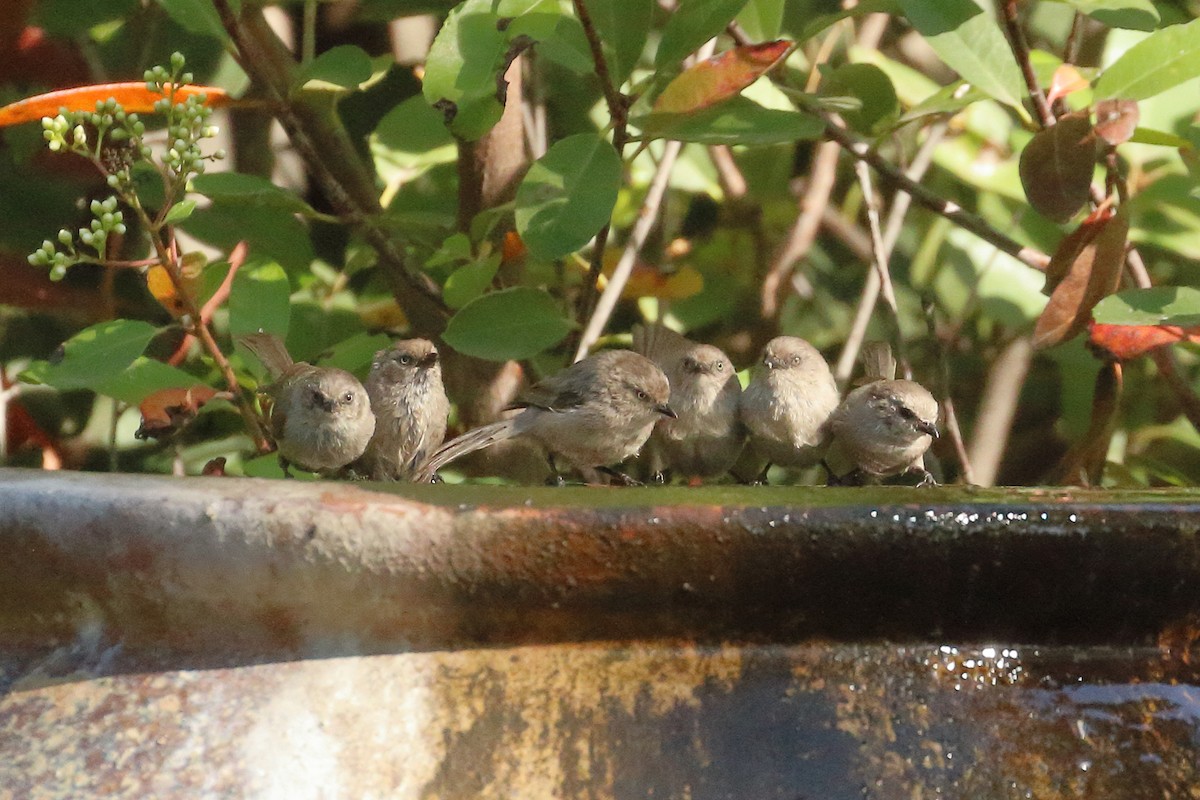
[969, 336, 1033, 487]
[1064, 11, 1084, 66]
[571, 0, 631, 332]
[1152, 350, 1200, 434]
[835, 120, 947, 382]
[761, 140, 840, 317]
[1001, 0, 1054, 127]
[922, 298, 975, 483]
[798, 101, 1051, 272]
[853, 158, 910, 376]
[574, 139, 683, 361]
[708, 146, 746, 198]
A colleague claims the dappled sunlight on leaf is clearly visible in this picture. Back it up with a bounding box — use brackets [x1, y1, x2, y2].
[652, 40, 791, 115]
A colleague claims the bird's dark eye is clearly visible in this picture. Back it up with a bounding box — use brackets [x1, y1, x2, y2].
[898, 406, 916, 420]
[342, 392, 354, 404]
[398, 355, 412, 365]
[715, 361, 724, 371]
[637, 390, 648, 401]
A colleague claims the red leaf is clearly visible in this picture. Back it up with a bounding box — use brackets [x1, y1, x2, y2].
[1087, 320, 1200, 361]
[1019, 110, 1097, 223]
[652, 40, 792, 115]
[136, 386, 219, 440]
[0, 83, 232, 128]
[1033, 204, 1128, 349]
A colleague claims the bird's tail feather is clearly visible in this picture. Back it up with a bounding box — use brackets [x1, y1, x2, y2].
[859, 341, 897, 382]
[238, 332, 295, 379]
[631, 323, 690, 365]
[414, 418, 519, 482]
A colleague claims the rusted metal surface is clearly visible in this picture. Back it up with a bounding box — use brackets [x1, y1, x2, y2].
[1, 468, 1200, 797]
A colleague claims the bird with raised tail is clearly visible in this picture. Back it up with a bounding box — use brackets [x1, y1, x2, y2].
[824, 341, 940, 485]
[739, 335, 840, 483]
[414, 349, 676, 485]
[632, 323, 744, 483]
[238, 332, 375, 477]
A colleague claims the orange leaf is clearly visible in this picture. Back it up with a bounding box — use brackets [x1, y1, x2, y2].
[1045, 64, 1089, 106]
[146, 252, 205, 319]
[136, 385, 219, 440]
[1087, 320, 1200, 361]
[0, 83, 231, 128]
[653, 40, 792, 115]
[1033, 205, 1128, 350]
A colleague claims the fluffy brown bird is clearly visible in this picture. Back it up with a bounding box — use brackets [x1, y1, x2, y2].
[824, 341, 940, 485]
[238, 332, 374, 477]
[415, 349, 675, 484]
[738, 335, 840, 482]
[355, 339, 449, 481]
[632, 323, 744, 482]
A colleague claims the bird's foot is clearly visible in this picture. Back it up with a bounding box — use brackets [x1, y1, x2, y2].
[912, 468, 938, 487]
[600, 467, 643, 487]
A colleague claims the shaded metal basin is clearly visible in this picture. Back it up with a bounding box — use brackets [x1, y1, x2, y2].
[1, 469, 1199, 797]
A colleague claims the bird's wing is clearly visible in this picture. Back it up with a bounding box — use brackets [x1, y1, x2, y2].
[510, 374, 588, 412]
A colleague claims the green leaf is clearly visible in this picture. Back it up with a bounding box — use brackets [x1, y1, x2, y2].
[96, 358, 206, 405]
[319, 332, 396, 376]
[164, 199, 197, 225]
[442, 287, 573, 361]
[508, 10, 596, 75]
[637, 96, 823, 145]
[182, 205, 314, 274]
[820, 63, 899, 135]
[656, 0, 750, 68]
[1092, 286, 1200, 327]
[22, 319, 158, 393]
[153, 0, 231, 41]
[800, 0, 899, 43]
[899, 80, 987, 123]
[1095, 17, 1200, 101]
[423, 0, 510, 140]
[515, 133, 621, 262]
[1046, 0, 1158, 32]
[584, 0, 653, 83]
[897, 0, 1028, 112]
[444, 253, 502, 309]
[737, 0, 785, 41]
[229, 260, 292, 340]
[192, 172, 314, 215]
[294, 45, 374, 89]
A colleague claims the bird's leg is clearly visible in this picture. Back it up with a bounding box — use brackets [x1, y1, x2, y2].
[911, 467, 938, 487]
[279, 456, 295, 479]
[752, 462, 773, 486]
[599, 466, 643, 487]
[652, 469, 670, 485]
[545, 454, 567, 487]
[826, 467, 866, 487]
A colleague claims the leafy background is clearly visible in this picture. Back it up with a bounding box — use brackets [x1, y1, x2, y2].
[1, 0, 1198, 485]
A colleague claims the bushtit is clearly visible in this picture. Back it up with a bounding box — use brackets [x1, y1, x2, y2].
[738, 335, 840, 482]
[824, 341, 940, 485]
[238, 332, 375, 477]
[631, 323, 744, 482]
[354, 339, 450, 481]
[415, 349, 676, 484]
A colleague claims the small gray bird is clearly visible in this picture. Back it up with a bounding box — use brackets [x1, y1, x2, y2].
[632, 323, 744, 482]
[739, 335, 840, 482]
[238, 332, 375, 477]
[824, 341, 940, 485]
[415, 349, 676, 484]
[356, 339, 449, 481]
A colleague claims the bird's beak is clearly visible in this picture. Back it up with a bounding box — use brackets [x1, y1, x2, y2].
[656, 403, 678, 419]
[419, 351, 439, 367]
[762, 356, 776, 370]
[918, 420, 940, 439]
[317, 393, 336, 413]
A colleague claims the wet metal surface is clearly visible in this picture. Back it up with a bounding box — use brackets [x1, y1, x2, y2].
[1, 469, 1199, 797]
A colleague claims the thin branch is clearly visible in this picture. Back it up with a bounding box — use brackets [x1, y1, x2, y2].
[571, 0, 631, 335]
[853, 158, 910, 376]
[708, 146, 746, 198]
[1064, 11, 1084, 66]
[790, 95, 1050, 272]
[574, 139, 683, 361]
[1001, 0, 1054, 127]
[761, 140, 841, 317]
[836, 120, 947, 382]
[968, 336, 1033, 487]
[1152, 349, 1200, 434]
[923, 298, 975, 483]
